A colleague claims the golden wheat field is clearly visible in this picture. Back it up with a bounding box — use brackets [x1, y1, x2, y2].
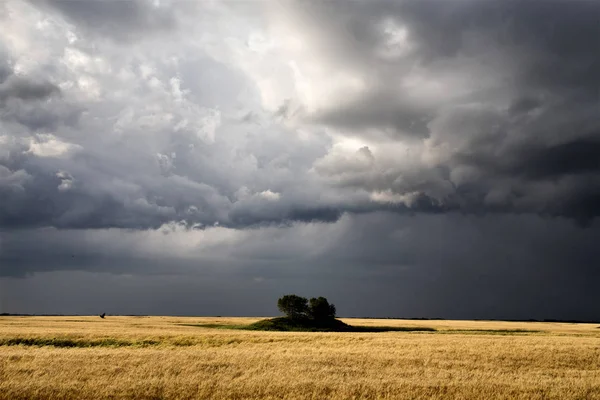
[1, 316, 600, 399]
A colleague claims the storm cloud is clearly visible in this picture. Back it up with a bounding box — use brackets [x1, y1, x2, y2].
[1, 0, 599, 319]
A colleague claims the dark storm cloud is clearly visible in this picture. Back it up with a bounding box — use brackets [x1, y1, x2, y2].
[228, 205, 343, 227]
[0, 60, 60, 104]
[292, 0, 600, 222]
[0, 75, 60, 102]
[0, 60, 74, 132]
[459, 139, 600, 181]
[1, 0, 599, 321]
[0, 0, 598, 256]
[0, 227, 207, 278]
[3, 213, 600, 320]
[0, 63, 10, 83]
[0, 0, 596, 231]
[312, 90, 432, 137]
[34, 0, 177, 41]
[0, 144, 224, 230]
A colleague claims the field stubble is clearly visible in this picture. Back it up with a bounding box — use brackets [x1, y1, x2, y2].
[1, 316, 600, 399]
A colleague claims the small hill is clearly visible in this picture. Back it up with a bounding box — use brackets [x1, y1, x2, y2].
[246, 317, 352, 332]
[244, 317, 436, 333]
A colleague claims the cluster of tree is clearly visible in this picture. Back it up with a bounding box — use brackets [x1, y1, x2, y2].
[277, 294, 336, 321]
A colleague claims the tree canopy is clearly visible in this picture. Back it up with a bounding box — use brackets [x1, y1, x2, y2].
[308, 297, 336, 321]
[277, 294, 309, 319]
[277, 294, 336, 321]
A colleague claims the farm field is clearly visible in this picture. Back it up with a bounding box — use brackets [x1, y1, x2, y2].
[1, 316, 600, 399]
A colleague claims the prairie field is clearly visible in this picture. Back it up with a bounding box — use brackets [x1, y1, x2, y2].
[1, 316, 600, 399]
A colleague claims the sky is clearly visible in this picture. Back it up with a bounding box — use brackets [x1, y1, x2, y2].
[1, 0, 599, 320]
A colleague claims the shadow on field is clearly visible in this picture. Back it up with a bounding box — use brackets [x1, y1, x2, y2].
[441, 329, 543, 335]
[0, 337, 160, 348]
[181, 319, 546, 335]
[180, 317, 436, 333]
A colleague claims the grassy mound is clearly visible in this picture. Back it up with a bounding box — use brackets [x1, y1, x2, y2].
[246, 317, 352, 332]
[244, 317, 436, 333]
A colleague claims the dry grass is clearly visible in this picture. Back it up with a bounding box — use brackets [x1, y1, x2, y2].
[1, 316, 600, 399]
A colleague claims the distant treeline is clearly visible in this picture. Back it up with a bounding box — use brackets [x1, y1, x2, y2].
[0, 313, 71, 316]
[0, 313, 147, 317]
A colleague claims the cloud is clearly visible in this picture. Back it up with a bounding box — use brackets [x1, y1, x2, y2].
[0, 0, 599, 229]
[0, 75, 60, 102]
[1, 0, 600, 320]
[3, 213, 600, 320]
[33, 0, 178, 42]
[265, 0, 600, 222]
[26, 134, 81, 158]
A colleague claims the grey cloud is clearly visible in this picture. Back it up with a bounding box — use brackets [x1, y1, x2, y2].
[35, 0, 178, 42]
[290, 0, 600, 222]
[1, 0, 600, 231]
[0, 75, 60, 102]
[0, 1, 341, 231]
[0, 97, 340, 230]
[3, 213, 600, 320]
[311, 89, 432, 137]
[0, 64, 10, 83]
[274, 98, 304, 121]
[465, 139, 600, 181]
[0, 60, 60, 105]
[1, 0, 600, 321]
[0, 227, 196, 278]
[0, 146, 228, 230]
[0, 62, 77, 132]
[3, 102, 82, 133]
[508, 97, 541, 116]
[228, 204, 343, 228]
[310, 0, 600, 116]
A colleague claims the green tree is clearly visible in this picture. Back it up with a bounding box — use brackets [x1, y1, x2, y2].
[308, 297, 336, 321]
[277, 294, 309, 319]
